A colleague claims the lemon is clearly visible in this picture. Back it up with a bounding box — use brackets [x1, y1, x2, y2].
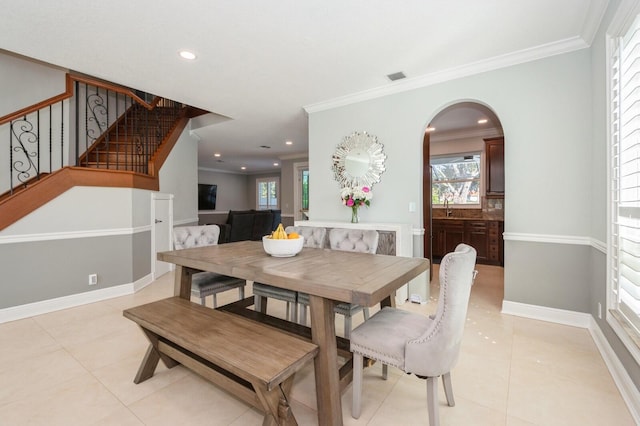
[288, 232, 300, 239]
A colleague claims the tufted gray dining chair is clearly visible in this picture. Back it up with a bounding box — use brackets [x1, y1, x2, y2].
[298, 228, 379, 338]
[172, 225, 246, 308]
[253, 226, 327, 321]
[350, 243, 477, 425]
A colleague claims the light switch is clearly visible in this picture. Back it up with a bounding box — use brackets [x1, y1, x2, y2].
[409, 202, 416, 212]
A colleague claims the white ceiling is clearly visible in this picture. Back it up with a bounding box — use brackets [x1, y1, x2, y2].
[0, 1, 607, 173]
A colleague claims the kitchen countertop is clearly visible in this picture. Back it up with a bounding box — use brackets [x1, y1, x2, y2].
[432, 214, 504, 222]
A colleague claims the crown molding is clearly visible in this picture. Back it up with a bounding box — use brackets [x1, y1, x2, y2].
[304, 36, 589, 114]
[581, 0, 610, 45]
[279, 152, 309, 161]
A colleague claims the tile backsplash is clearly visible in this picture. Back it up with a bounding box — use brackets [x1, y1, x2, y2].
[432, 197, 504, 221]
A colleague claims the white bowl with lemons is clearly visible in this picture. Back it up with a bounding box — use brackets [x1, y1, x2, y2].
[262, 226, 304, 257]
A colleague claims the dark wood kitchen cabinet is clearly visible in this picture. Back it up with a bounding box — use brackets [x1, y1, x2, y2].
[432, 220, 464, 260]
[465, 220, 488, 262]
[485, 137, 504, 196]
[432, 219, 502, 265]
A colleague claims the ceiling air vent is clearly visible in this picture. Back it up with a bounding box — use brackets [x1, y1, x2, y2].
[260, 145, 271, 149]
[387, 71, 406, 81]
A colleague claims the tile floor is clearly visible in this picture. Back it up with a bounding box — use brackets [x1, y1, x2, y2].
[0, 264, 635, 425]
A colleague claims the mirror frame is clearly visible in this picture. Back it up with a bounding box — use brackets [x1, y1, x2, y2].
[332, 131, 386, 188]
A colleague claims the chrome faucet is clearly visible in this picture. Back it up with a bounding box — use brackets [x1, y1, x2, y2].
[444, 199, 452, 217]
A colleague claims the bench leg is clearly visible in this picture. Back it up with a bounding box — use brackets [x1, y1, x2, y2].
[253, 376, 298, 426]
[134, 328, 179, 384]
[134, 344, 162, 384]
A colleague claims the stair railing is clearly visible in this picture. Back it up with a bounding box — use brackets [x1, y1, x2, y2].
[0, 73, 184, 196]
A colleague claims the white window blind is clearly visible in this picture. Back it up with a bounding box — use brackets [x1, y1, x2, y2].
[612, 15, 640, 333]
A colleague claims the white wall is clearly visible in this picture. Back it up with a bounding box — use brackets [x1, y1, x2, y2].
[198, 169, 250, 211]
[309, 49, 593, 238]
[0, 51, 65, 117]
[159, 130, 199, 224]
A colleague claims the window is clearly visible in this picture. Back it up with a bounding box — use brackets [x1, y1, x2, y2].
[609, 11, 640, 360]
[301, 169, 309, 210]
[256, 177, 279, 210]
[431, 153, 481, 206]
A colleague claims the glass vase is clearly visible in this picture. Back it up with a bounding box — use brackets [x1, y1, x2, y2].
[351, 206, 359, 223]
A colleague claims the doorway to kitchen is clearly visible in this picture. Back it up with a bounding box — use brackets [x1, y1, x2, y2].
[423, 101, 505, 270]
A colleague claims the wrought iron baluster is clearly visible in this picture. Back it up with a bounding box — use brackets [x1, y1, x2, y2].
[61, 100, 64, 168]
[49, 105, 52, 173]
[10, 114, 39, 188]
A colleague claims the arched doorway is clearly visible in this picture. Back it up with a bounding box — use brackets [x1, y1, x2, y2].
[423, 101, 504, 271]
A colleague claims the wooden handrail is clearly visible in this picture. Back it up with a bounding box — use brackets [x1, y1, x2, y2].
[0, 73, 162, 126]
[69, 73, 161, 110]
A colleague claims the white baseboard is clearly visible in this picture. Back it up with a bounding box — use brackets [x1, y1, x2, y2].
[503, 300, 640, 424]
[0, 273, 153, 324]
[501, 300, 592, 328]
[133, 273, 155, 292]
[589, 317, 640, 423]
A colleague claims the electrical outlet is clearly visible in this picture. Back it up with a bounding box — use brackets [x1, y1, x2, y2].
[598, 302, 602, 319]
[89, 274, 98, 285]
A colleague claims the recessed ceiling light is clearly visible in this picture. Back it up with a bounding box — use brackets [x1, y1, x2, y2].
[273, 162, 279, 167]
[213, 153, 221, 157]
[426, 126, 436, 132]
[478, 119, 488, 124]
[285, 141, 293, 145]
[241, 166, 246, 170]
[178, 50, 197, 60]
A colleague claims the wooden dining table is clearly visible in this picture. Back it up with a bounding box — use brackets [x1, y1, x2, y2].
[158, 240, 429, 426]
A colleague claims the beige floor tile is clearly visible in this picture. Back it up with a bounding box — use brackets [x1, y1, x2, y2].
[128, 374, 253, 425]
[505, 416, 538, 426]
[0, 317, 60, 365]
[0, 348, 88, 406]
[507, 360, 635, 425]
[37, 309, 135, 348]
[92, 354, 191, 406]
[454, 351, 511, 413]
[64, 326, 150, 372]
[90, 404, 144, 426]
[0, 374, 130, 425]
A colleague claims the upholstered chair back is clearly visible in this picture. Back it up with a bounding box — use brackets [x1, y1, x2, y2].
[404, 243, 477, 377]
[329, 228, 379, 254]
[285, 226, 327, 249]
[173, 225, 220, 249]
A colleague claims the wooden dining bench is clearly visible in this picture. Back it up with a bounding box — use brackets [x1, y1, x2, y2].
[123, 296, 318, 426]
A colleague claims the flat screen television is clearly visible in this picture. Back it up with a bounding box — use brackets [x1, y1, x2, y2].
[198, 184, 217, 210]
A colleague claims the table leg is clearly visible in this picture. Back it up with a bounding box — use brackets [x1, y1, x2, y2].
[380, 292, 396, 309]
[174, 265, 193, 300]
[309, 295, 343, 426]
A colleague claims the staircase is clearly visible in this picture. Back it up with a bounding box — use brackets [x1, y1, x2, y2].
[0, 73, 206, 230]
[78, 102, 183, 174]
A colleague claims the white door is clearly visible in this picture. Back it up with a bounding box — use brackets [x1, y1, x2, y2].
[152, 193, 173, 278]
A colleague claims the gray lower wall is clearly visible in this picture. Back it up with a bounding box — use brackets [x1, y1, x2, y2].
[0, 232, 146, 308]
[504, 240, 591, 313]
[132, 230, 151, 281]
[590, 247, 640, 391]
